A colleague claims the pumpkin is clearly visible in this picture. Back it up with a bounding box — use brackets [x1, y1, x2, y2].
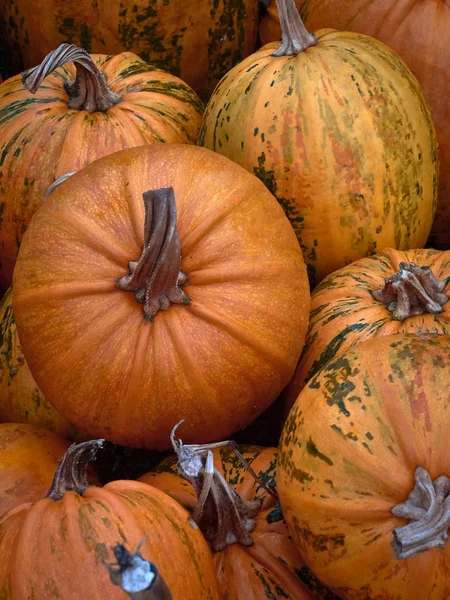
[0, 0, 259, 100]
[300, 0, 450, 249]
[0, 44, 203, 293]
[0, 287, 87, 440]
[12, 143, 310, 449]
[0, 439, 220, 599]
[0, 422, 70, 517]
[259, 0, 303, 46]
[200, 0, 438, 287]
[141, 434, 339, 600]
[282, 247, 450, 413]
[278, 333, 450, 599]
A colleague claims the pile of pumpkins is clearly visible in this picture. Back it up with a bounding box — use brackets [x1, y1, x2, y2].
[0, 0, 449, 598]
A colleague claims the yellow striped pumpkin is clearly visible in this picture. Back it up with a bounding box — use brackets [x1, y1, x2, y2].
[200, 0, 439, 286]
[282, 247, 450, 413]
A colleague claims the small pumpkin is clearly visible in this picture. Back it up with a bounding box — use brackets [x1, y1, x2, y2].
[278, 333, 450, 599]
[282, 247, 450, 412]
[0, 43, 203, 292]
[0, 287, 86, 440]
[141, 433, 339, 600]
[200, 0, 438, 286]
[300, 0, 450, 249]
[0, 0, 259, 100]
[0, 439, 220, 599]
[0, 422, 70, 517]
[12, 143, 310, 449]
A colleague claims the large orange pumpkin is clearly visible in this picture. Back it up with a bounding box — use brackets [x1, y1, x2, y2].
[200, 0, 438, 286]
[0, 43, 203, 293]
[0, 439, 220, 599]
[0, 422, 70, 517]
[0, 287, 86, 440]
[300, 0, 450, 249]
[278, 333, 450, 599]
[12, 143, 310, 449]
[282, 247, 450, 411]
[0, 0, 259, 100]
[141, 440, 339, 599]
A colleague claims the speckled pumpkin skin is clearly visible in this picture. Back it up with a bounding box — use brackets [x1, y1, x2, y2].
[0, 51, 203, 293]
[282, 247, 450, 411]
[142, 445, 341, 600]
[278, 334, 450, 599]
[300, 0, 450, 249]
[0, 0, 258, 100]
[200, 30, 439, 287]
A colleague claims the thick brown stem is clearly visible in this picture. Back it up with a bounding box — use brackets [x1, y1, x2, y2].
[116, 187, 191, 322]
[22, 43, 122, 113]
[45, 439, 104, 500]
[170, 423, 267, 553]
[272, 0, 317, 56]
[372, 262, 448, 321]
[105, 542, 173, 600]
[391, 466, 450, 559]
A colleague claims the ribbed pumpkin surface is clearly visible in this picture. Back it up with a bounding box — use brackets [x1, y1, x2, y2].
[0, 0, 258, 99]
[300, 0, 450, 249]
[200, 29, 438, 286]
[0, 50, 203, 292]
[278, 333, 450, 599]
[283, 247, 450, 408]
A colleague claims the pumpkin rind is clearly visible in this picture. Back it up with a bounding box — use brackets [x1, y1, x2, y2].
[278, 334, 450, 599]
[300, 0, 450, 249]
[283, 248, 450, 410]
[12, 144, 310, 449]
[0, 50, 204, 292]
[0, 478, 220, 599]
[0, 0, 259, 100]
[142, 444, 339, 600]
[0, 287, 86, 440]
[200, 27, 439, 286]
[0, 422, 70, 517]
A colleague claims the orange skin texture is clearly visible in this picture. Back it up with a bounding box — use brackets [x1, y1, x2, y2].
[277, 334, 450, 600]
[0, 51, 203, 292]
[0, 479, 220, 599]
[300, 0, 450, 249]
[282, 247, 450, 412]
[0, 287, 87, 440]
[12, 144, 310, 449]
[200, 29, 438, 287]
[259, 0, 303, 46]
[0, 0, 258, 100]
[141, 445, 324, 600]
[0, 423, 70, 517]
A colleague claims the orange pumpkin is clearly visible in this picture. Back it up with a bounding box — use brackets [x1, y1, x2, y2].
[0, 43, 203, 293]
[0, 439, 220, 599]
[12, 143, 310, 449]
[278, 333, 450, 599]
[300, 0, 450, 249]
[200, 0, 438, 286]
[0, 287, 87, 439]
[0, 0, 259, 100]
[142, 438, 338, 600]
[0, 422, 70, 517]
[282, 248, 450, 412]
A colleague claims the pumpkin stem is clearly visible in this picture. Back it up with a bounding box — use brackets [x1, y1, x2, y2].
[45, 439, 104, 500]
[391, 466, 450, 559]
[170, 421, 278, 552]
[22, 43, 122, 113]
[116, 187, 191, 322]
[371, 262, 449, 321]
[105, 541, 173, 600]
[272, 0, 317, 56]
